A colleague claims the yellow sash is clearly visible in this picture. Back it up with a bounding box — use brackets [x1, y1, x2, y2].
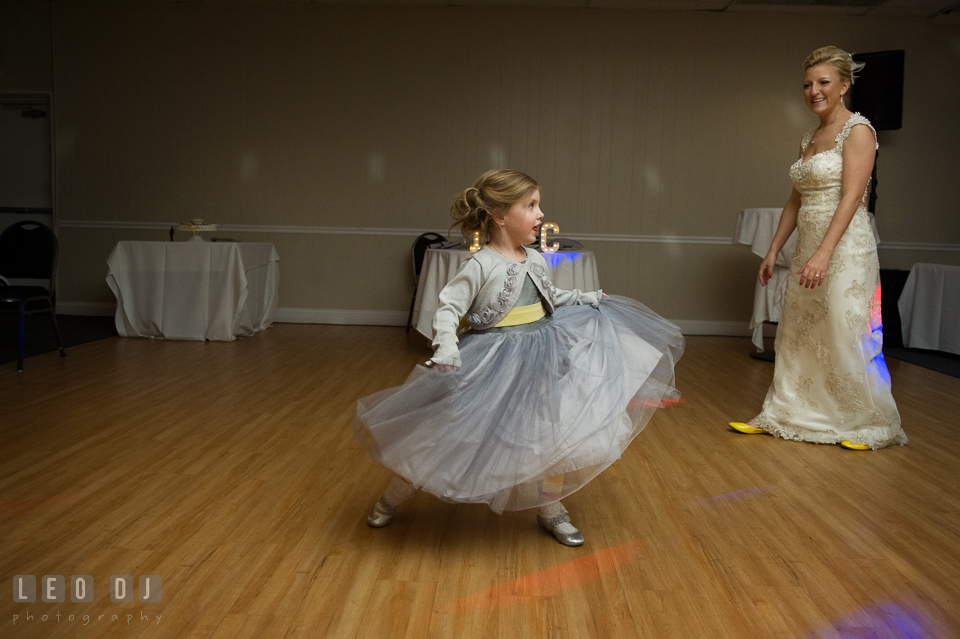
[493, 302, 546, 328]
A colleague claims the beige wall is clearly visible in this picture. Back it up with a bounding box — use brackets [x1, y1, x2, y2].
[0, 0, 52, 92]
[38, 2, 960, 326]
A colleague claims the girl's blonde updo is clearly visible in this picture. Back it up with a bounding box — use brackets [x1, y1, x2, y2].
[450, 169, 539, 243]
[804, 46, 864, 85]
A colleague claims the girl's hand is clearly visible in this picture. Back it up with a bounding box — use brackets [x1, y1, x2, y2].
[798, 249, 831, 288]
[758, 253, 777, 287]
[432, 364, 458, 373]
[601, 292, 609, 298]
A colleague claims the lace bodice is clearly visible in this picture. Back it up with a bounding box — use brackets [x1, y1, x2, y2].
[788, 114, 878, 257]
[789, 113, 877, 211]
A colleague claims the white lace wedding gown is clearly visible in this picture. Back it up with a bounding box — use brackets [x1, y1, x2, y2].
[753, 114, 907, 449]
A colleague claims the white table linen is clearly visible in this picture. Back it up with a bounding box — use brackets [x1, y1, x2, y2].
[411, 249, 600, 340]
[733, 207, 879, 351]
[106, 241, 279, 341]
[898, 263, 960, 355]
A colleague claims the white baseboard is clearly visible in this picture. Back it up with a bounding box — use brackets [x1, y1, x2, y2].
[672, 319, 752, 336]
[673, 320, 777, 338]
[58, 221, 960, 251]
[275, 308, 409, 326]
[55, 302, 760, 338]
[278, 310, 756, 336]
[57, 302, 115, 316]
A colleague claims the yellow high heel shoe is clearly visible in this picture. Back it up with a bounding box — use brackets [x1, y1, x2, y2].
[840, 441, 871, 450]
[728, 422, 766, 434]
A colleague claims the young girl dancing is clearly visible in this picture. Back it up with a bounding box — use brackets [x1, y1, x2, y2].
[354, 169, 683, 546]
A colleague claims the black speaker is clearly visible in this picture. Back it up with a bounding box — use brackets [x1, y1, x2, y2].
[850, 50, 904, 131]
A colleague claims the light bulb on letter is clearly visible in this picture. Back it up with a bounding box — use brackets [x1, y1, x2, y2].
[540, 223, 559, 253]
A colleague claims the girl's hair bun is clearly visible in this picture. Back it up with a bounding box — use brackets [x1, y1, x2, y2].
[450, 169, 539, 242]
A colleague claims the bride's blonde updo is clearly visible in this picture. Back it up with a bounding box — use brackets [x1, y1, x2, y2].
[804, 46, 864, 85]
[450, 169, 539, 243]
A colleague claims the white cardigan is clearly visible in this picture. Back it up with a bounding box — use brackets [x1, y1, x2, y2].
[431, 246, 602, 367]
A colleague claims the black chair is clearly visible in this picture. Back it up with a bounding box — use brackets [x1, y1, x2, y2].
[0, 221, 65, 371]
[407, 232, 447, 332]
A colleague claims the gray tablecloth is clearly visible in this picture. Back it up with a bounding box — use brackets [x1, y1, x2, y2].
[107, 241, 279, 341]
[412, 249, 600, 340]
[898, 263, 960, 355]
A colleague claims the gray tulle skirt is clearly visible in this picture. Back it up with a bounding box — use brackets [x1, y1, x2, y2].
[354, 296, 684, 513]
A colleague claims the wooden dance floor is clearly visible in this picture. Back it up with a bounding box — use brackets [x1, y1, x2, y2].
[2, 325, 959, 638]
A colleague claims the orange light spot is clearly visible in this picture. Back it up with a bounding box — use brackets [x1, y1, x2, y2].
[629, 397, 686, 408]
[448, 538, 647, 610]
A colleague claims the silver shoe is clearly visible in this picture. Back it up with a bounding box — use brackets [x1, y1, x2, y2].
[537, 513, 584, 547]
[367, 496, 398, 528]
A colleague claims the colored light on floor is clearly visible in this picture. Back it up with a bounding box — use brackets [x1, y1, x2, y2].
[628, 397, 685, 408]
[807, 601, 943, 639]
[449, 538, 647, 610]
[689, 485, 775, 508]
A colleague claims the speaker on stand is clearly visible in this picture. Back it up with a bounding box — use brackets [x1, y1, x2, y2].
[850, 50, 906, 350]
[849, 50, 905, 217]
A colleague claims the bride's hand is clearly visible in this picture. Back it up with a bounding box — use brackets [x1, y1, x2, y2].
[758, 253, 777, 287]
[798, 249, 831, 288]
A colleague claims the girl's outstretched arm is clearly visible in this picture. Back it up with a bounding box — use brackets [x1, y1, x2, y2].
[552, 285, 603, 308]
[430, 258, 482, 369]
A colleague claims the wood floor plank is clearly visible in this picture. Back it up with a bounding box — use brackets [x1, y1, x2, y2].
[354, 580, 437, 639]
[2, 328, 959, 638]
[208, 613, 292, 639]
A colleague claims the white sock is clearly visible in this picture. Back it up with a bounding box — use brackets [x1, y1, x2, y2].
[539, 502, 578, 534]
[383, 475, 415, 506]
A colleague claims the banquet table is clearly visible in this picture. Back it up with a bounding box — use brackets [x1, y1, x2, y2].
[411, 248, 600, 340]
[733, 207, 879, 351]
[106, 241, 279, 341]
[897, 262, 960, 355]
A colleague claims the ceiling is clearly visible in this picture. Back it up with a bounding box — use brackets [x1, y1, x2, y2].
[160, 0, 960, 19]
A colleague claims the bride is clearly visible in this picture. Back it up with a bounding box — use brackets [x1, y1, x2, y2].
[730, 46, 907, 450]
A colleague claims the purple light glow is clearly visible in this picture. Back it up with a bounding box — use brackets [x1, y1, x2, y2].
[542, 251, 583, 268]
[806, 601, 943, 639]
[689, 485, 775, 508]
[865, 283, 893, 387]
